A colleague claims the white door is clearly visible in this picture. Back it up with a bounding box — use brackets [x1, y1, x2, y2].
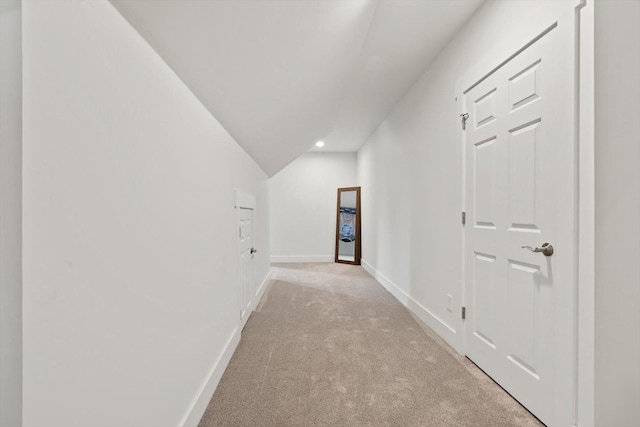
[463, 25, 575, 426]
[238, 207, 254, 322]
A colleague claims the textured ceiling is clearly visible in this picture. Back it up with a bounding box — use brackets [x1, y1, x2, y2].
[111, 0, 484, 176]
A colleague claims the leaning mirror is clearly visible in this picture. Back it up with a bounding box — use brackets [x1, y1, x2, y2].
[335, 187, 361, 265]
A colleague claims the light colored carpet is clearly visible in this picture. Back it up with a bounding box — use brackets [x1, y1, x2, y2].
[199, 263, 543, 427]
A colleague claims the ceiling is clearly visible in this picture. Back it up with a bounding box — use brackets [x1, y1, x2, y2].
[111, 0, 484, 176]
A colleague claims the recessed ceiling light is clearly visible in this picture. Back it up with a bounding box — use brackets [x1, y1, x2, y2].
[315, 141, 325, 147]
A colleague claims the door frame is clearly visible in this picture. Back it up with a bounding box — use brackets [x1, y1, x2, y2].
[454, 1, 594, 425]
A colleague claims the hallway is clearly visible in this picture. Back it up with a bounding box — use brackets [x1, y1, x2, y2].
[3, 1, 639, 426]
[199, 263, 542, 427]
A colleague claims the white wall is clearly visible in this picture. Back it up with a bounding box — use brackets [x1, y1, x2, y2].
[594, 1, 640, 426]
[270, 153, 356, 262]
[358, 0, 640, 425]
[357, 123, 411, 295]
[0, 1, 22, 426]
[21, 1, 270, 426]
[357, 0, 575, 348]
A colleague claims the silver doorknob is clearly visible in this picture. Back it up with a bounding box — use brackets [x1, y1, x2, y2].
[521, 243, 553, 256]
[250, 248, 257, 254]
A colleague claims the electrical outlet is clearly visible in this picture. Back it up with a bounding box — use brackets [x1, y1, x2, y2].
[446, 294, 453, 312]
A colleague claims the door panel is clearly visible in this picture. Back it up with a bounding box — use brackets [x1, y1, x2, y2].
[508, 120, 540, 230]
[473, 252, 498, 348]
[473, 137, 498, 229]
[506, 260, 540, 379]
[508, 60, 541, 111]
[474, 88, 498, 128]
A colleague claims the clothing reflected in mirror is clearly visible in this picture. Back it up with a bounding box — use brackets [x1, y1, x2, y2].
[339, 206, 356, 261]
[335, 187, 361, 265]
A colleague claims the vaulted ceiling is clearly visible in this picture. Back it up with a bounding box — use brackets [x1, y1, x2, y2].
[111, 0, 484, 176]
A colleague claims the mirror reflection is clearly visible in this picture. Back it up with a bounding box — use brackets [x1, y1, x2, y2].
[335, 187, 361, 265]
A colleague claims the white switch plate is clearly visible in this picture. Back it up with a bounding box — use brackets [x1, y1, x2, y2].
[446, 294, 453, 312]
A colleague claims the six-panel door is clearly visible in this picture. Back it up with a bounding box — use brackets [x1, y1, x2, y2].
[464, 25, 574, 426]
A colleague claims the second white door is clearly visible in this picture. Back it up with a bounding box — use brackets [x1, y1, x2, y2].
[239, 207, 254, 323]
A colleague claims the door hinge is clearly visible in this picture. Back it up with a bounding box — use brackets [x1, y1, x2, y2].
[462, 306, 466, 320]
[462, 211, 466, 225]
[460, 113, 469, 130]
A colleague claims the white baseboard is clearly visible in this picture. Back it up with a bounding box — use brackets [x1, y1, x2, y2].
[180, 270, 271, 427]
[255, 270, 271, 303]
[360, 259, 462, 354]
[270, 255, 333, 263]
[180, 326, 241, 427]
[239, 270, 273, 329]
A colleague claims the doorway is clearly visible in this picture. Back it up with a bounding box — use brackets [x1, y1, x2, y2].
[236, 190, 257, 326]
[238, 207, 254, 323]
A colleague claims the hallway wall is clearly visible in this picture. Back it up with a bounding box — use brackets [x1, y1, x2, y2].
[270, 153, 357, 262]
[357, 0, 574, 350]
[358, 0, 639, 425]
[0, 1, 22, 426]
[594, 1, 640, 425]
[21, 1, 270, 426]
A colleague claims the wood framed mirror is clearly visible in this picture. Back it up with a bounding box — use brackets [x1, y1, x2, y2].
[335, 187, 361, 265]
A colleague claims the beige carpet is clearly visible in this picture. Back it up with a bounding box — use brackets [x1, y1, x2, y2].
[199, 263, 543, 427]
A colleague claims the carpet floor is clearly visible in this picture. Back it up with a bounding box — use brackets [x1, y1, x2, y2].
[199, 263, 543, 427]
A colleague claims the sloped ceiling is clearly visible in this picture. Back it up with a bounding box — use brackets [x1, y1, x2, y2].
[111, 0, 484, 176]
